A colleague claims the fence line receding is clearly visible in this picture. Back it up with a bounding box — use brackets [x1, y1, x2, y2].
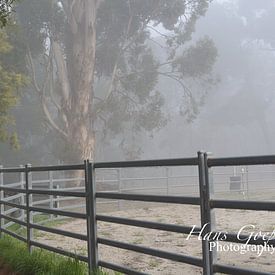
[0, 153, 275, 275]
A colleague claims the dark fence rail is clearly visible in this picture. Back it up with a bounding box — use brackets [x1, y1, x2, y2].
[0, 153, 275, 275]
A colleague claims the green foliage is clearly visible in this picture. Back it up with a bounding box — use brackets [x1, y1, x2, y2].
[93, 0, 217, 153]
[0, 0, 15, 28]
[0, 236, 85, 274]
[0, 30, 26, 150]
[173, 37, 218, 77]
[0, 236, 109, 275]
[12, 0, 217, 160]
[6, 214, 72, 238]
[16, 0, 58, 56]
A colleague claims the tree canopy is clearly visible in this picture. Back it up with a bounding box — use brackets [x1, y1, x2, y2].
[12, 0, 217, 162]
[0, 0, 15, 27]
[0, 29, 26, 149]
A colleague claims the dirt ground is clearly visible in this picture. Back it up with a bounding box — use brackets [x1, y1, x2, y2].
[37, 204, 275, 274]
[0, 259, 16, 275]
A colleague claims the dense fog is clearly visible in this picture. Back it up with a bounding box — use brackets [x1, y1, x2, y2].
[1, 3, 275, 274]
[1, 0, 275, 165]
[142, 0, 275, 159]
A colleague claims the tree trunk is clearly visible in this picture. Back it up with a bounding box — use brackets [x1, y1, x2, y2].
[50, 1, 100, 186]
[67, 0, 97, 160]
[52, 0, 98, 160]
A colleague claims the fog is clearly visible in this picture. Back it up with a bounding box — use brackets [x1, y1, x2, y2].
[141, 0, 275, 159]
[1, 0, 275, 165]
[1, 2, 275, 273]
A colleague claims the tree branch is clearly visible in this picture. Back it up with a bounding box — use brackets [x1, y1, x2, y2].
[104, 13, 133, 102]
[116, 89, 139, 106]
[52, 40, 71, 106]
[96, 2, 133, 114]
[27, 44, 68, 139]
[42, 98, 68, 139]
[26, 48, 41, 94]
[158, 72, 192, 98]
[147, 25, 170, 38]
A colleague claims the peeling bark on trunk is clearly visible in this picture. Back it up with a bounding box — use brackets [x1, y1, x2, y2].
[66, 0, 97, 161]
[46, 1, 100, 186]
[52, 0, 98, 162]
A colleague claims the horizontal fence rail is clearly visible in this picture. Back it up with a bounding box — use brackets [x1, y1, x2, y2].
[94, 157, 198, 168]
[0, 153, 275, 275]
[96, 192, 201, 205]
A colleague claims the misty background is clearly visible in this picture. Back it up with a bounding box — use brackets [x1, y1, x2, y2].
[142, 0, 275, 160]
[2, 3, 275, 273]
[1, 0, 275, 166]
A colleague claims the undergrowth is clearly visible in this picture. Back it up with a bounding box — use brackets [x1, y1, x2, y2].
[0, 236, 109, 275]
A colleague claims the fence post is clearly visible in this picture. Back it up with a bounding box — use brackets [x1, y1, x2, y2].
[20, 165, 25, 222]
[198, 151, 212, 275]
[118, 168, 122, 210]
[166, 167, 169, 195]
[0, 165, 3, 238]
[55, 184, 60, 211]
[204, 152, 217, 273]
[25, 164, 33, 253]
[85, 160, 98, 272]
[246, 166, 249, 199]
[49, 171, 54, 220]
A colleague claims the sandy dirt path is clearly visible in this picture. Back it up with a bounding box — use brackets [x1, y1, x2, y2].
[37, 204, 275, 274]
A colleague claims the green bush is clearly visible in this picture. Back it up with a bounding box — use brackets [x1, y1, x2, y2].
[0, 236, 108, 275]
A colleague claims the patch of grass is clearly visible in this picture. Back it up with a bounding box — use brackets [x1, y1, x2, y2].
[76, 247, 88, 256]
[33, 214, 72, 227]
[0, 236, 108, 275]
[100, 231, 112, 237]
[5, 221, 28, 238]
[6, 214, 72, 239]
[132, 238, 143, 245]
[266, 225, 275, 231]
[148, 259, 160, 268]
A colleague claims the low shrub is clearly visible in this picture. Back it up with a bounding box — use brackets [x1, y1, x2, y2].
[0, 236, 108, 275]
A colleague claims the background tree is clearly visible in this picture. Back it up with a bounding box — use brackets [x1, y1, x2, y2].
[0, 0, 15, 27]
[0, 29, 26, 155]
[14, 0, 217, 164]
[154, 0, 275, 158]
[0, 0, 27, 160]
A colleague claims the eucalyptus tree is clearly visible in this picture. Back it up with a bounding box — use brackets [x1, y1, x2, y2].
[15, 0, 217, 164]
